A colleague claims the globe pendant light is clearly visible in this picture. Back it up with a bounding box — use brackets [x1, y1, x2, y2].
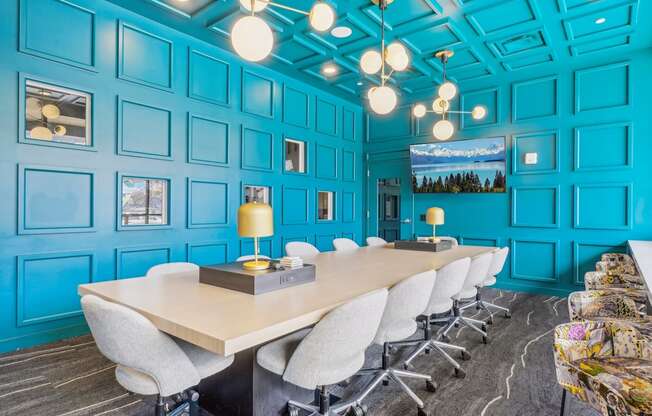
[369, 86, 397, 115]
[412, 50, 488, 140]
[232, 0, 335, 62]
[363, 0, 407, 116]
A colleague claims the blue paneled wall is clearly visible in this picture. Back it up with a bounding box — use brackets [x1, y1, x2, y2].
[365, 48, 652, 297]
[0, 0, 364, 352]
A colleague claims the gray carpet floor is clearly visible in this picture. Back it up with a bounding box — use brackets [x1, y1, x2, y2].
[0, 289, 598, 416]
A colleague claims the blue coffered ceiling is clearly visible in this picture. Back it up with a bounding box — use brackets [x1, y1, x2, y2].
[108, 0, 650, 102]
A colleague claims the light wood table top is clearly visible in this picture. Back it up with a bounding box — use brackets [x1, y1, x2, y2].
[78, 245, 493, 356]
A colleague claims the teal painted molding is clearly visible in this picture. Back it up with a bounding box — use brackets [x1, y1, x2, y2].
[1, 0, 364, 353]
[365, 47, 652, 298]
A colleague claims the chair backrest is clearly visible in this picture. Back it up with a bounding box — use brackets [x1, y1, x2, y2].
[366, 236, 388, 247]
[236, 255, 271, 262]
[81, 295, 199, 396]
[428, 257, 471, 302]
[146, 262, 199, 278]
[333, 238, 360, 252]
[374, 270, 437, 345]
[439, 236, 459, 247]
[461, 252, 494, 292]
[283, 288, 388, 390]
[487, 247, 509, 277]
[285, 242, 320, 258]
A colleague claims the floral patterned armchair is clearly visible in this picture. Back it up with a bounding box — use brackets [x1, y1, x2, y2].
[554, 320, 652, 415]
[569, 290, 649, 321]
[585, 271, 645, 291]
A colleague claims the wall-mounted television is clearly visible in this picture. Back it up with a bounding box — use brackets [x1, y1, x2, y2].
[410, 137, 506, 193]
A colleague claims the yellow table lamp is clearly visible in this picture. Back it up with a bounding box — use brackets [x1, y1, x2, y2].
[426, 207, 445, 243]
[238, 202, 274, 270]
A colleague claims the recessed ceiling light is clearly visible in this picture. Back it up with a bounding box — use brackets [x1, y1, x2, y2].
[595, 17, 606, 24]
[331, 26, 352, 38]
[322, 65, 338, 76]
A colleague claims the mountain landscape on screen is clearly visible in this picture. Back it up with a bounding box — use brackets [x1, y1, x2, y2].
[410, 138, 506, 193]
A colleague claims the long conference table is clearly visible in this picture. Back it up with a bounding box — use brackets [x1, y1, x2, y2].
[78, 244, 493, 415]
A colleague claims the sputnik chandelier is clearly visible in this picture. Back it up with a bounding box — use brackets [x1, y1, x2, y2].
[359, 0, 410, 116]
[413, 50, 487, 141]
[231, 0, 335, 62]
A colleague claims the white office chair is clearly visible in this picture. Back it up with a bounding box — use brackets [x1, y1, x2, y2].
[403, 257, 472, 377]
[236, 255, 271, 262]
[146, 262, 199, 278]
[257, 289, 388, 416]
[333, 238, 359, 252]
[449, 252, 495, 343]
[366, 237, 387, 247]
[473, 247, 511, 323]
[439, 236, 459, 247]
[352, 271, 437, 416]
[82, 295, 234, 416]
[285, 241, 320, 258]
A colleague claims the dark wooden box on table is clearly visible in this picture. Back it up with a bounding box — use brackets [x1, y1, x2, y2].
[394, 240, 453, 252]
[199, 262, 316, 295]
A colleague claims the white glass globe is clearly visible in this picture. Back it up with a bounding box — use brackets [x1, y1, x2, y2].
[433, 119, 454, 141]
[413, 103, 426, 118]
[239, 0, 267, 12]
[310, 2, 335, 32]
[471, 105, 487, 120]
[360, 50, 382, 75]
[30, 126, 53, 140]
[54, 125, 67, 136]
[438, 81, 457, 101]
[432, 97, 449, 114]
[231, 15, 274, 62]
[41, 104, 60, 119]
[368, 86, 397, 115]
[385, 42, 409, 71]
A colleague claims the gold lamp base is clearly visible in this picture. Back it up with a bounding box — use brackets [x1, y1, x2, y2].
[242, 260, 271, 271]
[429, 237, 441, 244]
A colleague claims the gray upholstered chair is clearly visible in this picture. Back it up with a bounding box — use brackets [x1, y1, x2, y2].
[333, 238, 360, 252]
[236, 255, 271, 262]
[146, 262, 199, 278]
[285, 241, 320, 258]
[472, 247, 511, 323]
[81, 295, 234, 416]
[452, 252, 495, 342]
[256, 289, 388, 416]
[403, 257, 472, 377]
[352, 271, 437, 416]
[365, 236, 387, 247]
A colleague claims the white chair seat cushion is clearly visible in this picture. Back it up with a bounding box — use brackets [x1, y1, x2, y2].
[115, 365, 160, 395]
[374, 320, 417, 345]
[424, 298, 453, 315]
[454, 286, 478, 301]
[257, 328, 311, 376]
[483, 275, 497, 287]
[175, 338, 235, 379]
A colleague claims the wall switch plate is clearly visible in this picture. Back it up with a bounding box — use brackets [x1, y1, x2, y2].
[524, 153, 538, 165]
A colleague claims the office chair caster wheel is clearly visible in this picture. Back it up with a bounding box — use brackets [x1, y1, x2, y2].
[481, 324, 487, 332]
[424, 347, 430, 354]
[454, 367, 466, 379]
[505, 312, 512, 319]
[288, 406, 299, 416]
[347, 404, 367, 416]
[441, 335, 450, 343]
[382, 379, 389, 386]
[425, 380, 437, 393]
[417, 406, 429, 416]
[404, 363, 412, 370]
[486, 316, 494, 325]
[454, 322, 459, 328]
[482, 335, 489, 344]
[460, 350, 471, 361]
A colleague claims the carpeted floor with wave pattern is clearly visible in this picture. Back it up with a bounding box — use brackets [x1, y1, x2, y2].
[0, 289, 598, 416]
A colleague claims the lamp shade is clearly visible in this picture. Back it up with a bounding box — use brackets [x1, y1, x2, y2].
[238, 202, 273, 237]
[426, 207, 444, 225]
